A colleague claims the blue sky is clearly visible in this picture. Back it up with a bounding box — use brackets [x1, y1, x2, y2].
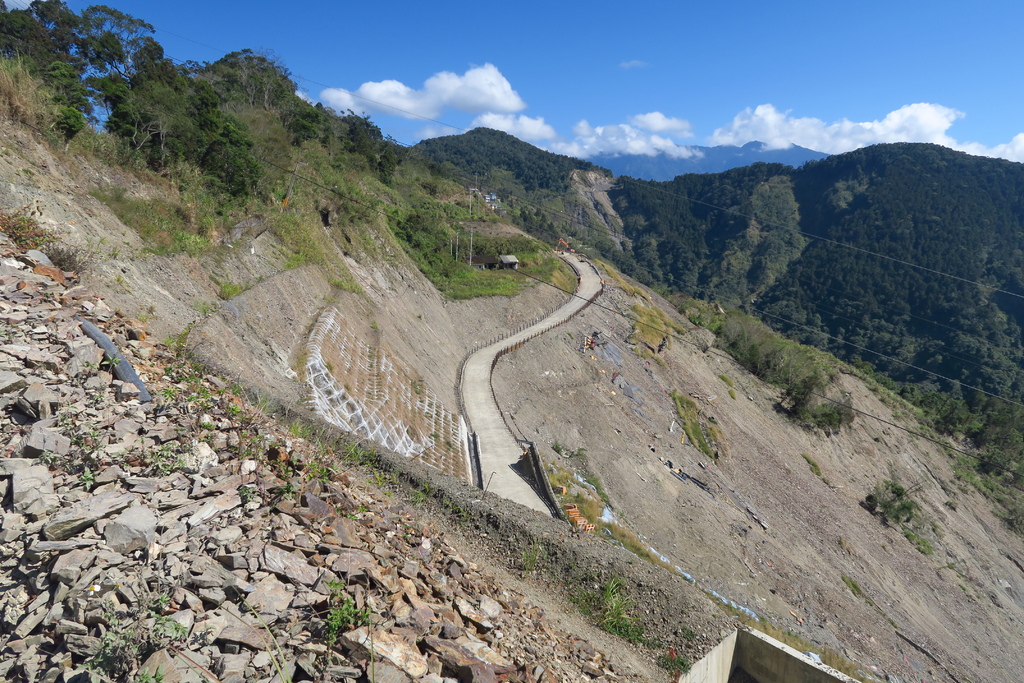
[44, 0, 1024, 161]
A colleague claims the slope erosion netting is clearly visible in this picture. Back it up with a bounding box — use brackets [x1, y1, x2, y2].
[305, 308, 469, 480]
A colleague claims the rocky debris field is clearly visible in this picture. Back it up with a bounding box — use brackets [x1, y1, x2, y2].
[0, 237, 647, 683]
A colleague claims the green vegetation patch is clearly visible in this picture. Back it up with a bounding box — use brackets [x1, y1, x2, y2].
[801, 453, 823, 478]
[0, 208, 50, 249]
[864, 479, 918, 525]
[671, 391, 717, 460]
[570, 575, 651, 645]
[717, 310, 852, 432]
[630, 303, 687, 355]
[841, 574, 863, 598]
[91, 187, 210, 256]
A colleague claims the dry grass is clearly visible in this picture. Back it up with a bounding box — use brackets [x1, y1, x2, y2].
[630, 303, 688, 354]
[597, 262, 649, 301]
[0, 58, 51, 129]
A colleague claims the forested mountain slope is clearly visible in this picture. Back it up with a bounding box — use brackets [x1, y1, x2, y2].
[415, 127, 610, 194]
[611, 144, 1024, 404]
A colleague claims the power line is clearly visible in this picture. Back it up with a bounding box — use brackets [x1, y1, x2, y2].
[146, 24, 469, 135]
[40, 6, 1024, 481]
[788, 275, 1018, 361]
[615, 175, 1024, 302]
[257, 130, 1024, 418]
[751, 306, 1024, 410]
[63, 10, 1024, 442]
[780, 296, 996, 375]
[509, 267, 1022, 480]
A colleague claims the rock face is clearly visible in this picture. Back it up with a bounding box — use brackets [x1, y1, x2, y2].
[0, 232, 639, 683]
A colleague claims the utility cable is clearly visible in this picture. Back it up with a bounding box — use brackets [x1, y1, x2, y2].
[751, 306, 1024, 410]
[146, 23, 470, 134]
[789, 274, 1020, 355]
[257, 146, 1024, 418]
[76, 9, 1024, 312]
[782, 297, 997, 375]
[40, 6, 1024, 478]
[70, 16, 1024, 460]
[509, 266, 1022, 480]
[615, 175, 1024, 302]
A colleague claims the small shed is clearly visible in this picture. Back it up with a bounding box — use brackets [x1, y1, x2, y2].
[499, 255, 519, 270]
[470, 256, 501, 270]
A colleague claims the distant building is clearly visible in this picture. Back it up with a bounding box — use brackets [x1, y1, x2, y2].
[470, 255, 519, 270]
[470, 256, 501, 270]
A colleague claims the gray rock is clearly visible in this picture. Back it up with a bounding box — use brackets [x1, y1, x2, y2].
[50, 547, 97, 584]
[24, 249, 53, 266]
[0, 370, 26, 395]
[29, 538, 100, 553]
[13, 604, 47, 638]
[342, 627, 429, 678]
[43, 490, 135, 541]
[247, 574, 293, 615]
[478, 595, 503, 619]
[17, 382, 59, 419]
[330, 548, 377, 575]
[138, 648, 182, 683]
[65, 342, 103, 378]
[103, 505, 158, 554]
[187, 555, 237, 589]
[11, 465, 59, 517]
[0, 458, 36, 475]
[18, 423, 71, 458]
[262, 543, 320, 586]
[184, 440, 219, 473]
[188, 491, 240, 528]
[216, 619, 272, 650]
[55, 619, 89, 636]
[113, 379, 141, 401]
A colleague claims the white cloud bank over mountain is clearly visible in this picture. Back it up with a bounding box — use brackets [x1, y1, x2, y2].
[469, 113, 556, 142]
[320, 63, 525, 120]
[710, 103, 1024, 162]
[549, 120, 700, 159]
[319, 64, 1024, 162]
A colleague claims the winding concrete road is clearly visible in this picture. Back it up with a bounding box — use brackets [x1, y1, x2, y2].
[460, 254, 603, 514]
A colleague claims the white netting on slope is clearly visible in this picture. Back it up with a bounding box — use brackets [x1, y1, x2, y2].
[305, 308, 469, 480]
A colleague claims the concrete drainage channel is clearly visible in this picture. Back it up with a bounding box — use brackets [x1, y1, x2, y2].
[681, 629, 857, 683]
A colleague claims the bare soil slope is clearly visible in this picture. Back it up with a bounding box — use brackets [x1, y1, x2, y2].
[492, 276, 1024, 682]
[3, 120, 1023, 682]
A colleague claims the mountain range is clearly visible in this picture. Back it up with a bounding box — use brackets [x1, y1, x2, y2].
[588, 141, 829, 180]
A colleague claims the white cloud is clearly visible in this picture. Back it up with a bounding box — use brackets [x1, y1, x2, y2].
[628, 112, 693, 136]
[620, 60, 648, 69]
[951, 133, 1024, 162]
[471, 113, 556, 142]
[708, 103, 1024, 161]
[320, 63, 525, 120]
[549, 120, 701, 159]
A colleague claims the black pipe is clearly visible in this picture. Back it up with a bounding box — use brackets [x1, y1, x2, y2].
[76, 317, 153, 403]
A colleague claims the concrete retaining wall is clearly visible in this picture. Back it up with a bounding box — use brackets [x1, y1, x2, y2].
[679, 629, 856, 683]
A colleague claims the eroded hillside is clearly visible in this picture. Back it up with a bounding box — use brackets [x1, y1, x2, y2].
[3, 118, 1024, 683]
[492, 271, 1024, 682]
